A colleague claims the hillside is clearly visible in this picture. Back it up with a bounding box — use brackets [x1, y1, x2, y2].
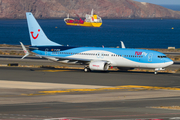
[0, 0, 180, 19]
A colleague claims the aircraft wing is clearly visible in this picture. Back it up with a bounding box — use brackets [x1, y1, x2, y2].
[37, 55, 92, 64]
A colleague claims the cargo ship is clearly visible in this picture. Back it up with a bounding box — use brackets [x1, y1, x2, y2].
[64, 9, 102, 27]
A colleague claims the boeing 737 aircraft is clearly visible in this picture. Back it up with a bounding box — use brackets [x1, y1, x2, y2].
[20, 12, 173, 74]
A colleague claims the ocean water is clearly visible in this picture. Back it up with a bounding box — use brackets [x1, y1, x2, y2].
[0, 19, 180, 49]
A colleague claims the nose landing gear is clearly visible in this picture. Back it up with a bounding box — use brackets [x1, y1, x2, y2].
[154, 71, 158, 75]
[154, 68, 165, 75]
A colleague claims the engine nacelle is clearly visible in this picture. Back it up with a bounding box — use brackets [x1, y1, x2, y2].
[89, 61, 110, 71]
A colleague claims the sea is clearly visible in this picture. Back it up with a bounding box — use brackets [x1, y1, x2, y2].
[0, 5, 180, 49]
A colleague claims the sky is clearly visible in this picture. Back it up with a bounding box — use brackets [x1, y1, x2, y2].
[134, 0, 180, 5]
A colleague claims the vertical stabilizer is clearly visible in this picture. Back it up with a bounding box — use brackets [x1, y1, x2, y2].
[26, 12, 61, 46]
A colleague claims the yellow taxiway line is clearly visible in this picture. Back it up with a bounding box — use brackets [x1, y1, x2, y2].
[21, 85, 180, 96]
[116, 85, 180, 91]
[151, 106, 180, 110]
[39, 85, 180, 94]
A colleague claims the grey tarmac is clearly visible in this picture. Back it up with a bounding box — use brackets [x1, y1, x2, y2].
[0, 57, 180, 120]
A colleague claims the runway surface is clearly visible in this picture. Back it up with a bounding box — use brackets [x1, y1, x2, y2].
[1, 66, 180, 86]
[0, 53, 180, 120]
[0, 66, 180, 120]
[0, 38, 180, 119]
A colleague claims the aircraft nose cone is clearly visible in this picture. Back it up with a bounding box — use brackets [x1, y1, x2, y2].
[166, 60, 174, 66]
[164, 59, 173, 67]
[169, 61, 174, 65]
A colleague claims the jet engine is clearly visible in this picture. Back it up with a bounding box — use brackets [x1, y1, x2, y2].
[89, 61, 110, 71]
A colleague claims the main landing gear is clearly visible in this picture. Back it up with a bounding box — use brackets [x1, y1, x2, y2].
[84, 66, 91, 72]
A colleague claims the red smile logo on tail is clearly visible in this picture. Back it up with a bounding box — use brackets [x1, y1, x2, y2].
[30, 29, 40, 39]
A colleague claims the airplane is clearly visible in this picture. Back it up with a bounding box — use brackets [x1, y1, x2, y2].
[20, 12, 173, 74]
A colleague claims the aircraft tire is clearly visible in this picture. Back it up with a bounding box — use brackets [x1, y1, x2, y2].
[154, 71, 158, 75]
[84, 67, 89, 72]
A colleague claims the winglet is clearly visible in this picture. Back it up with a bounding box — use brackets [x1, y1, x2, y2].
[20, 42, 30, 59]
[121, 41, 126, 48]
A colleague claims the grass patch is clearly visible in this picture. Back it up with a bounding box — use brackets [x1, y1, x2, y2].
[176, 68, 180, 73]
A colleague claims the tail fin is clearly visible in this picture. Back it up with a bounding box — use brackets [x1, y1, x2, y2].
[26, 12, 61, 46]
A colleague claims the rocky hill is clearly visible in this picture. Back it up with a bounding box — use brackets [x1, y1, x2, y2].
[0, 0, 180, 19]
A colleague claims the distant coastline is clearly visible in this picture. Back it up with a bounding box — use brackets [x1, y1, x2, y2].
[1, 0, 180, 19]
[0, 6, 180, 20]
[159, 4, 180, 11]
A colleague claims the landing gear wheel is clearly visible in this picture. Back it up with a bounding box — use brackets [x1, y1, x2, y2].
[154, 71, 158, 75]
[84, 67, 90, 72]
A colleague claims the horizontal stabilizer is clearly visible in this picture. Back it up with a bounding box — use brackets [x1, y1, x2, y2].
[20, 42, 30, 59]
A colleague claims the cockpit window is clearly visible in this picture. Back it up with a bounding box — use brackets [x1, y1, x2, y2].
[158, 56, 167, 58]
